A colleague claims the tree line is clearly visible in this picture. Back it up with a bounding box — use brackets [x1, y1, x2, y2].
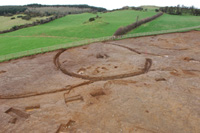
[0, 4, 106, 16]
[158, 5, 200, 16]
[0, 6, 27, 16]
[27, 4, 106, 12]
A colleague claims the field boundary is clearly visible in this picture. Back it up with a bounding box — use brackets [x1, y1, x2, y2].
[1, 25, 200, 62]
[114, 12, 163, 36]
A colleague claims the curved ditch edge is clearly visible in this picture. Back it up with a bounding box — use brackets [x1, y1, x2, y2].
[54, 44, 152, 81]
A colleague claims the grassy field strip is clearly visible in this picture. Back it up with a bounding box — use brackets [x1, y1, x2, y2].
[1, 25, 200, 63]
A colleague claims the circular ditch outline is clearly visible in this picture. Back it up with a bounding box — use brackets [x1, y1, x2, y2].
[55, 44, 152, 81]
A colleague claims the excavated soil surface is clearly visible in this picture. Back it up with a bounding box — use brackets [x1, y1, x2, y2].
[0, 31, 200, 133]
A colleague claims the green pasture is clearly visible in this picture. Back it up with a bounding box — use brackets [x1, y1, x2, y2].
[0, 10, 156, 55]
[129, 14, 200, 33]
[0, 9, 200, 56]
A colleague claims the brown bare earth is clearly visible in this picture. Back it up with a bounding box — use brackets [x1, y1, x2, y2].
[0, 31, 200, 133]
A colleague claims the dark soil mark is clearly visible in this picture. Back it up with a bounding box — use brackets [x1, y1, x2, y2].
[8, 117, 17, 124]
[56, 120, 76, 133]
[170, 71, 181, 76]
[26, 55, 37, 60]
[130, 125, 158, 133]
[56, 124, 68, 133]
[182, 70, 197, 76]
[25, 104, 40, 112]
[184, 69, 200, 73]
[102, 67, 108, 70]
[90, 89, 106, 97]
[0, 70, 6, 74]
[77, 68, 86, 74]
[155, 78, 166, 81]
[62, 60, 68, 63]
[66, 120, 76, 128]
[64, 94, 84, 104]
[96, 53, 109, 59]
[5, 108, 30, 119]
[5, 108, 30, 124]
[82, 46, 88, 49]
[144, 58, 152, 73]
[183, 57, 200, 63]
[183, 57, 193, 61]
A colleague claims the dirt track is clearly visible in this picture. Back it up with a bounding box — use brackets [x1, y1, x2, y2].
[0, 31, 200, 133]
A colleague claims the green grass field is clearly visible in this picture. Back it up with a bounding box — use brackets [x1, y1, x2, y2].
[0, 10, 156, 55]
[0, 9, 200, 56]
[129, 13, 200, 34]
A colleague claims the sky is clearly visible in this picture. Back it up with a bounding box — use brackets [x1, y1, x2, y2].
[0, 0, 199, 10]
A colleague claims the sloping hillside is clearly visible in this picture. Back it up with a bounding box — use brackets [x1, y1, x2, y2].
[0, 10, 156, 55]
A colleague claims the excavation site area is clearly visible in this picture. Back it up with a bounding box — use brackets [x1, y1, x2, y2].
[0, 31, 200, 133]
